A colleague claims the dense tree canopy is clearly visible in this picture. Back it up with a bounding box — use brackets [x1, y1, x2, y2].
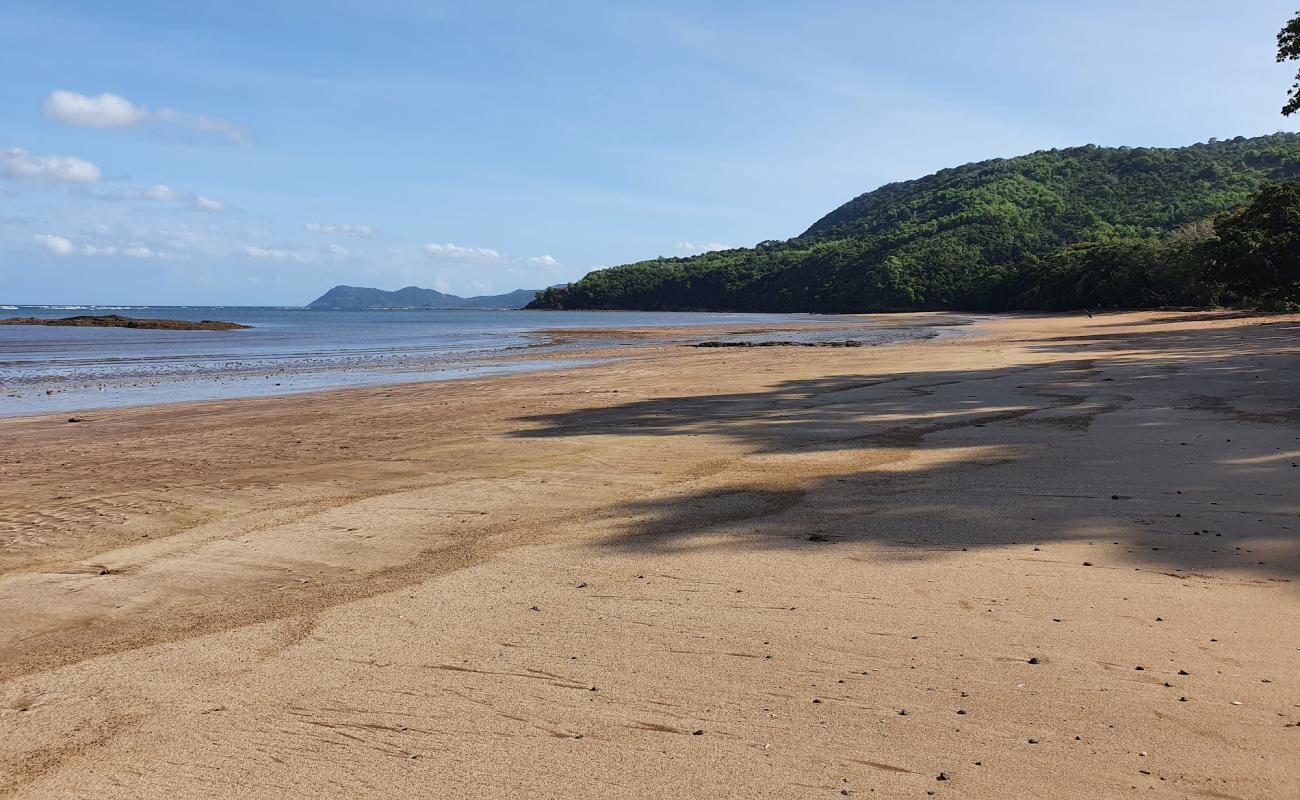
[1208, 183, 1300, 305]
[529, 135, 1300, 313]
[1279, 11, 1300, 116]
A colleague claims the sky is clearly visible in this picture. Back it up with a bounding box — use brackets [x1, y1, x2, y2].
[1, 1, 1298, 306]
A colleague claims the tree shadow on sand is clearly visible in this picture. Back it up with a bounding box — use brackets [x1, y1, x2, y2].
[510, 319, 1300, 578]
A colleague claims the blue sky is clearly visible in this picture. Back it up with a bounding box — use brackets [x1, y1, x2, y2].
[1, 1, 1297, 305]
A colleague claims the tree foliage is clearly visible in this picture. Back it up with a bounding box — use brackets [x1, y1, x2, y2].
[529, 135, 1300, 313]
[1207, 183, 1300, 307]
[1279, 11, 1300, 116]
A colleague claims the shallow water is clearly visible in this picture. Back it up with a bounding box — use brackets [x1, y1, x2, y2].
[0, 306, 966, 416]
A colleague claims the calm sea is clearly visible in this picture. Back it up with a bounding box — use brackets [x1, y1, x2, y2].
[0, 306, 958, 417]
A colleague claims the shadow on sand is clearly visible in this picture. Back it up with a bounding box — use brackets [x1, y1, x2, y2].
[510, 319, 1299, 579]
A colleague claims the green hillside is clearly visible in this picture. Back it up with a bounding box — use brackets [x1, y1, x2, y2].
[529, 134, 1300, 312]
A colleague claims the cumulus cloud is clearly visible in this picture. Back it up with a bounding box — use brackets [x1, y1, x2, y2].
[1, 148, 102, 183]
[43, 90, 252, 145]
[525, 254, 559, 268]
[35, 233, 75, 255]
[423, 242, 501, 260]
[42, 90, 148, 128]
[34, 233, 179, 259]
[673, 241, 730, 254]
[305, 223, 376, 237]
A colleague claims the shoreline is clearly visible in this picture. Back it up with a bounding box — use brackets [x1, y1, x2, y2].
[0, 314, 971, 419]
[1, 310, 1296, 799]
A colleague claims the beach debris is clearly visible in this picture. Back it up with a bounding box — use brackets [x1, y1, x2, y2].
[1027, 657, 1041, 664]
[576, 582, 588, 588]
[67, 416, 84, 423]
[936, 773, 950, 781]
[1082, 561, 1094, 566]
[692, 729, 704, 735]
[807, 533, 830, 542]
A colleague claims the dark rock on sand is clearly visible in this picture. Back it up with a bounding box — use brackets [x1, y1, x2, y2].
[0, 314, 252, 331]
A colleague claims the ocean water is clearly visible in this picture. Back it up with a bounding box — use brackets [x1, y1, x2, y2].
[0, 306, 960, 417]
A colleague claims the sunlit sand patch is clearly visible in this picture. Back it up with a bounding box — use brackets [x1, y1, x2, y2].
[1221, 450, 1300, 465]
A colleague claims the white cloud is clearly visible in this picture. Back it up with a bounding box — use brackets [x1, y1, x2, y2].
[422, 242, 501, 260]
[244, 243, 348, 262]
[673, 241, 730, 254]
[42, 90, 148, 128]
[192, 195, 228, 212]
[142, 184, 182, 202]
[153, 108, 252, 145]
[43, 90, 252, 145]
[33, 234, 173, 259]
[305, 222, 376, 237]
[245, 246, 308, 262]
[525, 254, 559, 268]
[35, 233, 75, 255]
[122, 184, 229, 212]
[1, 148, 102, 183]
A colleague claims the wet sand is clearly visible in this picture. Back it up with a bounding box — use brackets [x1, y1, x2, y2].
[0, 311, 1297, 798]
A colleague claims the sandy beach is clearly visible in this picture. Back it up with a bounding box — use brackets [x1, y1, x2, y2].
[0, 310, 1297, 799]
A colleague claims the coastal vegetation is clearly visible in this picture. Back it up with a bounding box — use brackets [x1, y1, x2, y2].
[529, 135, 1300, 313]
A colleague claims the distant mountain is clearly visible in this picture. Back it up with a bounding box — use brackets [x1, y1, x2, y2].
[306, 285, 541, 310]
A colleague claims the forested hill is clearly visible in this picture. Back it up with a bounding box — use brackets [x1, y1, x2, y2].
[529, 134, 1300, 312]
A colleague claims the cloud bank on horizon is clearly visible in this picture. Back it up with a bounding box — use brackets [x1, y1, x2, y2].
[0, 1, 1297, 305]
